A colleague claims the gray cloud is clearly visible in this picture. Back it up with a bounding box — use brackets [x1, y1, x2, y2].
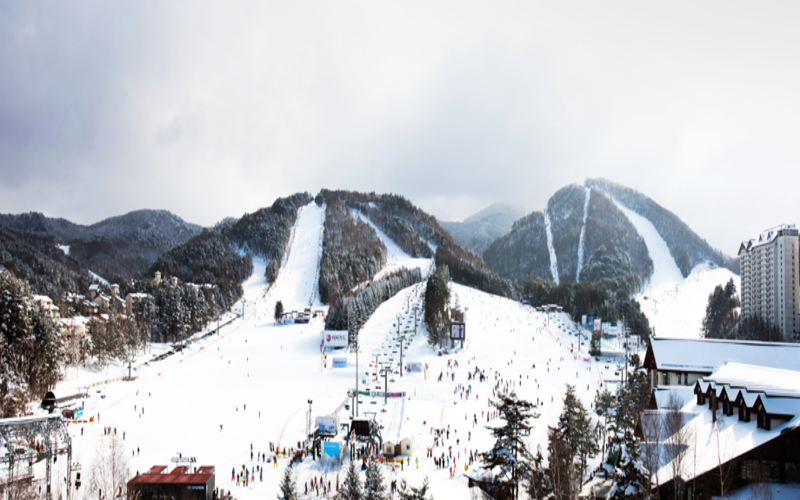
[1, 1, 798, 254]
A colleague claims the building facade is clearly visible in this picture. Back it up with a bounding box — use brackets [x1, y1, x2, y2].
[738, 224, 800, 340]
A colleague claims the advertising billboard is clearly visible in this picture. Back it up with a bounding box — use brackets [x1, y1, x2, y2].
[323, 441, 341, 458]
[587, 317, 594, 330]
[450, 323, 465, 340]
[316, 415, 339, 434]
[324, 331, 349, 349]
[332, 357, 348, 368]
[406, 362, 422, 373]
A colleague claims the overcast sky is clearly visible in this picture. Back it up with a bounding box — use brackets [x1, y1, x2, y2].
[1, 1, 798, 254]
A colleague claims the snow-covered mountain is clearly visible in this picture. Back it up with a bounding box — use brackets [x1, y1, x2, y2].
[0, 209, 203, 284]
[484, 179, 736, 288]
[439, 202, 523, 255]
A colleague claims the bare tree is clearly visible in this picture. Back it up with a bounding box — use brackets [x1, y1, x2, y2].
[88, 434, 130, 499]
[640, 410, 662, 500]
[663, 392, 688, 500]
[713, 419, 735, 500]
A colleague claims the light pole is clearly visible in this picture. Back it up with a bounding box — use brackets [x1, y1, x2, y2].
[355, 342, 359, 417]
[307, 400, 313, 444]
[400, 334, 408, 377]
[380, 364, 391, 405]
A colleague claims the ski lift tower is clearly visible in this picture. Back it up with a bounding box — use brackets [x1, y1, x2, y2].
[0, 414, 72, 500]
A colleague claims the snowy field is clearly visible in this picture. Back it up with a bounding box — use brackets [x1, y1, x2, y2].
[636, 262, 738, 339]
[47, 259, 616, 499]
[34, 196, 736, 498]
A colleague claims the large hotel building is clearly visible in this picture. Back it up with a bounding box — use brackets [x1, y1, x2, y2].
[738, 224, 799, 340]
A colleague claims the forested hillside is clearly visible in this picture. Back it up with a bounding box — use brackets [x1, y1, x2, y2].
[318, 191, 387, 305]
[317, 190, 518, 301]
[0, 226, 93, 299]
[225, 193, 312, 283]
[586, 178, 735, 276]
[547, 185, 588, 282]
[147, 229, 252, 307]
[0, 209, 203, 283]
[483, 212, 552, 283]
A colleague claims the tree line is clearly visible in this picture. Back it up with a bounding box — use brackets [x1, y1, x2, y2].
[522, 275, 651, 340]
[0, 270, 65, 417]
[325, 268, 422, 347]
[702, 278, 784, 341]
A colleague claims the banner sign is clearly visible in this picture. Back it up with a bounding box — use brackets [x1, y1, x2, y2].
[332, 357, 348, 368]
[406, 362, 422, 373]
[323, 442, 340, 458]
[324, 331, 349, 349]
[316, 416, 338, 434]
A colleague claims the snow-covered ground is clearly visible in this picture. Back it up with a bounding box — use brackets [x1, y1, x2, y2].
[544, 211, 560, 284]
[575, 187, 591, 281]
[609, 197, 737, 339]
[637, 261, 738, 338]
[351, 209, 433, 280]
[609, 198, 683, 297]
[267, 201, 326, 312]
[88, 270, 110, 285]
[44, 255, 618, 499]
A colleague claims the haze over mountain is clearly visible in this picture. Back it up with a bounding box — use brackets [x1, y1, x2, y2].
[440, 203, 523, 255]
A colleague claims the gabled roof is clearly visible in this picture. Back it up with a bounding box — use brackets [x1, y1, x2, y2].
[645, 338, 800, 374]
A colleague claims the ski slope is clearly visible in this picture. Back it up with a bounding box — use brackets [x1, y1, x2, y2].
[351, 209, 433, 281]
[48, 255, 619, 499]
[637, 261, 738, 338]
[575, 187, 591, 281]
[544, 211, 560, 284]
[268, 201, 325, 312]
[607, 196, 737, 339]
[609, 197, 683, 296]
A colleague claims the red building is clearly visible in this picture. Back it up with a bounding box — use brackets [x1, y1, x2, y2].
[127, 465, 216, 500]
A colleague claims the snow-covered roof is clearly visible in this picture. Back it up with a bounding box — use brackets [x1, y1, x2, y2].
[653, 386, 696, 410]
[739, 224, 798, 253]
[757, 395, 800, 417]
[702, 363, 800, 398]
[646, 337, 800, 374]
[89, 284, 100, 291]
[655, 400, 800, 487]
[655, 356, 800, 487]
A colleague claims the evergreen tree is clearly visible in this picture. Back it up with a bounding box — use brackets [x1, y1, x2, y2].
[607, 431, 648, 500]
[274, 300, 284, 321]
[526, 445, 552, 500]
[482, 391, 538, 500]
[590, 331, 601, 356]
[614, 369, 650, 435]
[594, 389, 615, 460]
[0, 270, 65, 417]
[340, 460, 363, 500]
[277, 465, 298, 500]
[702, 278, 739, 338]
[548, 385, 598, 500]
[424, 265, 450, 348]
[396, 477, 431, 500]
[363, 457, 386, 500]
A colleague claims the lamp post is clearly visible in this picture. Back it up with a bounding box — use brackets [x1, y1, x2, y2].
[355, 342, 359, 417]
[380, 364, 390, 405]
[307, 400, 313, 445]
